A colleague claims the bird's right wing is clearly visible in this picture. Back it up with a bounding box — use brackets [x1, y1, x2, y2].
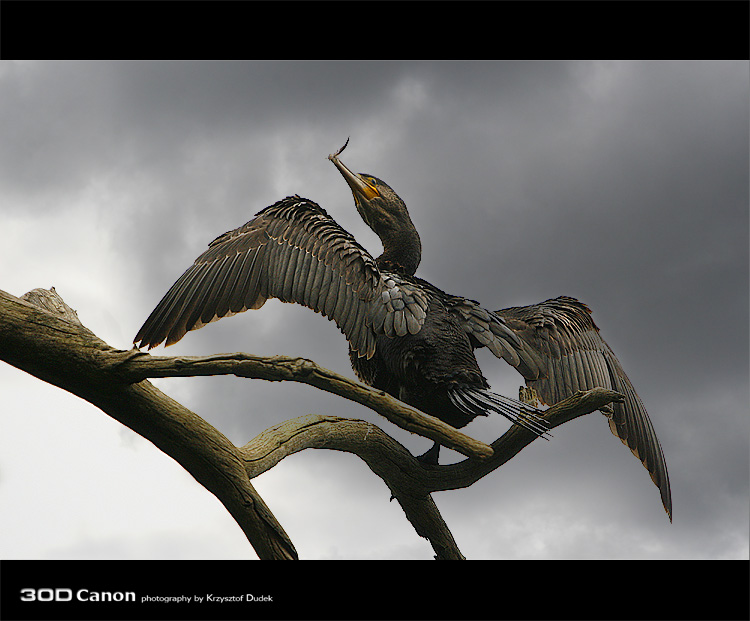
[134, 196, 428, 357]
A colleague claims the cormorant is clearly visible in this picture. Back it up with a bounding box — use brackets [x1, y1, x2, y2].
[134, 140, 672, 521]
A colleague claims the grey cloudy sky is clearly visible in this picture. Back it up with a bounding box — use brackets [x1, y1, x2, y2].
[0, 61, 747, 560]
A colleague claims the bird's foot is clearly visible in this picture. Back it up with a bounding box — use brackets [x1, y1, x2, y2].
[416, 442, 441, 465]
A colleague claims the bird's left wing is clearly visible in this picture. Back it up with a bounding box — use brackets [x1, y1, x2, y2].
[449, 294, 671, 519]
[495, 296, 672, 521]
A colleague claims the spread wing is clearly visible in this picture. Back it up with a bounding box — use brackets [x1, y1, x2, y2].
[450, 294, 671, 520]
[134, 196, 428, 357]
[493, 296, 672, 521]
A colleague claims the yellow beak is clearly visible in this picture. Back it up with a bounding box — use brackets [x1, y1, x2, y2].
[328, 151, 380, 202]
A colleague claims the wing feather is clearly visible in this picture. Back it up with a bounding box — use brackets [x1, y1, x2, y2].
[301, 249, 320, 308]
[290, 247, 310, 303]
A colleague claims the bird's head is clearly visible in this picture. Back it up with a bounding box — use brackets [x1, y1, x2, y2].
[328, 140, 412, 240]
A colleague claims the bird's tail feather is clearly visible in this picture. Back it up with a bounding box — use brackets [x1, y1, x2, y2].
[448, 386, 552, 439]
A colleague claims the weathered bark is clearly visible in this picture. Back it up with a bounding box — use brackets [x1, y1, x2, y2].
[0, 287, 623, 560]
[3, 288, 297, 560]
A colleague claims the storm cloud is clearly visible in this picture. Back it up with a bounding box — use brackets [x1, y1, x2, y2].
[1, 61, 747, 560]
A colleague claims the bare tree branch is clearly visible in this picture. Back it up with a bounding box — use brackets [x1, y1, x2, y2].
[421, 387, 625, 492]
[237, 414, 467, 559]
[1, 288, 296, 560]
[111, 351, 495, 461]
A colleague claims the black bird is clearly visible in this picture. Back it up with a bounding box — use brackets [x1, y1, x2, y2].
[134, 141, 672, 521]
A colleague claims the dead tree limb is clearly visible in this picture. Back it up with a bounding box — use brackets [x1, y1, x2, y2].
[2, 288, 297, 560]
[0, 287, 624, 559]
[110, 351, 494, 461]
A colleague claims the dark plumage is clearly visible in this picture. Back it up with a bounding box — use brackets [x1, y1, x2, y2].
[134, 142, 672, 521]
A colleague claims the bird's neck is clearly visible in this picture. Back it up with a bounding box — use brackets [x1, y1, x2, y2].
[376, 226, 421, 276]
